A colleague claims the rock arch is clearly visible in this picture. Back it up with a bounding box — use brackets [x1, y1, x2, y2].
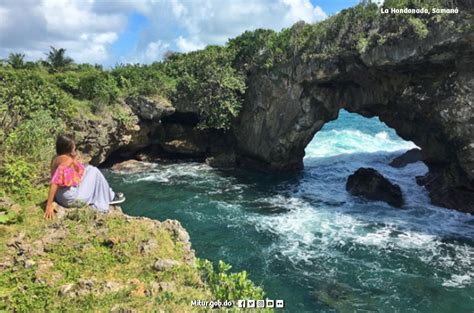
[233, 22, 474, 212]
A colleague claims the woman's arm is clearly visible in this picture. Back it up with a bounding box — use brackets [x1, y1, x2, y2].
[44, 182, 58, 219]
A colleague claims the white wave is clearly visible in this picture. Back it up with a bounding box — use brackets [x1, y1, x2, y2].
[122, 162, 215, 184]
[442, 274, 473, 288]
[305, 129, 417, 159]
[241, 193, 474, 287]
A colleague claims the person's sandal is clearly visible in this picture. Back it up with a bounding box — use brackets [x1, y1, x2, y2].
[110, 192, 126, 205]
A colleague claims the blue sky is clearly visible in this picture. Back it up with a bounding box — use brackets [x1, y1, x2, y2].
[0, 0, 360, 67]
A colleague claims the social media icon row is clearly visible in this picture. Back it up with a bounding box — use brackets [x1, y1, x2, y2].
[237, 299, 284, 308]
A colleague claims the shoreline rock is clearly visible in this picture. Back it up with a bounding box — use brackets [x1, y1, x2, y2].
[389, 148, 423, 168]
[346, 168, 404, 208]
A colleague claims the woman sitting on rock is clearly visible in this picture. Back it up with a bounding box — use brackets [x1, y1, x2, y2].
[44, 134, 125, 219]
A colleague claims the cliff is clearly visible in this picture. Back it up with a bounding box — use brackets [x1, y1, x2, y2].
[0, 198, 206, 311]
[0, 197, 264, 311]
[78, 4, 474, 213]
[233, 5, 474, 212]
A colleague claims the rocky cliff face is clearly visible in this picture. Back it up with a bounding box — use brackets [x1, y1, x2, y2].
[233, 11, 474, 212]
[72, 96, 174, 165]
[73, 8, 474, 213]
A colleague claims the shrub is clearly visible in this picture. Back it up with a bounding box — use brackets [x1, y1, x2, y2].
[77, 70, 120, 103]
[168, 46, 246, 130]
[0, 156, 36, 200]
[408, 17, 429, 38]
[111, 63, 175, 98]
[197, 259, 265, 301]
[0, 68, 71, 130]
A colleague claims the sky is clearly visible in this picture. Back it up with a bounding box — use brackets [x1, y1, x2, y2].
[0, 0, 361, 67]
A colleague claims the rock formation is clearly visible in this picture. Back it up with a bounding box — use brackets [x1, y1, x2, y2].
[389, 149, 423, 168]
[72, 6, 474, 213]
[232, 9, 474, 212]
[346, 168, 404, 207]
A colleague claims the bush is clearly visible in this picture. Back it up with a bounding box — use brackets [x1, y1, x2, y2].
[0, 68, 73, 130]
[3, 110, 60, 163]
[197, 259, 266, 301]
[0, 157, 36, 200]
[111, 63, 175, 98]
[168, 46, 246, 130]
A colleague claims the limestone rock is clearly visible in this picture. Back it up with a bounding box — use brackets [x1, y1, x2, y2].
[140, 239, 158, 255]
[111, 159, 156, 173]
[161, 139, 204, 156]
[24, 259, 36, 268]
[153, 259, 180, 271]
[58, 283, 75, 297]
[125, 95, 175, 121]
[346, 168, 404, 208]
[390, 149, 423, 168]
[72, 104, 153, 166]
[162, 219, 190, 244]
[232, 12, 474, 212]
[104, 281, 125, 293]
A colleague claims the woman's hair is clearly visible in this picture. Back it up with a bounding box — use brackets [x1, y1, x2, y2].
[56, 133, 76, 155]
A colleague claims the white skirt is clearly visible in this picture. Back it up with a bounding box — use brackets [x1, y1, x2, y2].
[55, 165, 115, 212]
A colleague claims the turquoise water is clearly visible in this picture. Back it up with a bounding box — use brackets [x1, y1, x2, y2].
[105, 110, 474, 312]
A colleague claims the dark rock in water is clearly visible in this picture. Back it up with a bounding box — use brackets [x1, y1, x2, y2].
[205, 152, 236, 168]
[416, 166, 474, 214]
[346, 168, 404, 208]
[390, 148, 423, 168]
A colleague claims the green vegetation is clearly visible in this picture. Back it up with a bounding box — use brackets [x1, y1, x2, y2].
[0, 1, 467, 310]
[197, 259, 265, 301]
[165, 46, 246, 129]
[0, 200, 268, 312]
[43, 46, 74, 73]
[0, 2, 463, 197]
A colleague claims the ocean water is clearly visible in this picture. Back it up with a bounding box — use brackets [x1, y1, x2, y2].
[105, 110, 474, 312]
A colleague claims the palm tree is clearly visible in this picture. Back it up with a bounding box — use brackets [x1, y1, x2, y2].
[44, 46, 74, 72]
[7, 53, 25, 69]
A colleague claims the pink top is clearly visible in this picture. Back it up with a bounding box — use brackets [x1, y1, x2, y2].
[51, 160, 85, 187]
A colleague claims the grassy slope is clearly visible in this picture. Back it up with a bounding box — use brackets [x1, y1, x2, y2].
[0, 197, 213, 312]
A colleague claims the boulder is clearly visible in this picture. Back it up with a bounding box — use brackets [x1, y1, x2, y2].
[205, 152, 236, 168]
[139, 239, 158, 255]
[111, 159, 156, 173]
[153, 259, 180, 271]
[161, 139, 205, 156]
[389, 148, 423, 168]
[125, 95, 175, 121]
[346, 168, 404, 208]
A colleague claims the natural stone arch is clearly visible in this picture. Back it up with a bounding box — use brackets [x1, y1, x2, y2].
[233, 24, 474, 212]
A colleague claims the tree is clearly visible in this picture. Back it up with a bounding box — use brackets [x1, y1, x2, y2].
[7, 53, 25, 69]
[44, 46, 74, 72]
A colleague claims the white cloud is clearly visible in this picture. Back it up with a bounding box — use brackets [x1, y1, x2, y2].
[283, 0, 328, 25]
[175, 36, 205, 53]
[0, 0, 328, 65]
[154, 0, 327, 53]
[0, 0, 125, 64]
[0, 7, 9, 31]
[145, 40, 170, 61]
[39, 0, 124, 37]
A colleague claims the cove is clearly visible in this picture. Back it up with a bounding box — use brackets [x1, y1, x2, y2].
[104, 111, 474, 313]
